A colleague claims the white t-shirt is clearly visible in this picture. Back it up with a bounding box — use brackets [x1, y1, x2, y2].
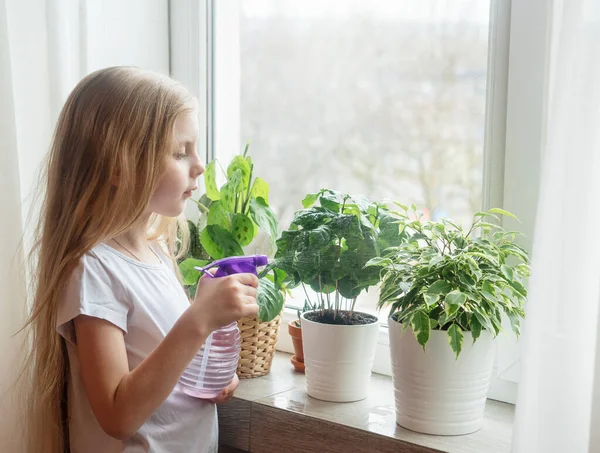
[57, 243, 218, 453]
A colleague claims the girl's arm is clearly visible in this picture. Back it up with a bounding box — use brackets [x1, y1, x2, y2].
[74, 273, 259, 440]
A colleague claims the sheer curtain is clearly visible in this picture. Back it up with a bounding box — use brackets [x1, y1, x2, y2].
[0, 1, 170, 450]
[0, 2, 27, 450]
[512, 0, 600, 451]
[0, 0, 66, 449]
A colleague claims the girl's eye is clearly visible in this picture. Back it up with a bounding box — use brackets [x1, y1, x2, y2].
[174, 150, 187, 160]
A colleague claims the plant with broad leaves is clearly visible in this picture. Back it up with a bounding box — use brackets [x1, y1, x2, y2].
[366, 206, 529, 358]
[178, 142, 285, 322]
[270, 189, 408, 322]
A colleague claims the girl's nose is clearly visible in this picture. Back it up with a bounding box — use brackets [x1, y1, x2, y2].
[192, 158, 205, 179]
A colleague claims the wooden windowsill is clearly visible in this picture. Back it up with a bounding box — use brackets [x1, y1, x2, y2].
[218, 352, 514, 453]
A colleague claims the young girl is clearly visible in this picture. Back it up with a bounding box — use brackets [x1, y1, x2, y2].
[21, 66, 259, 453]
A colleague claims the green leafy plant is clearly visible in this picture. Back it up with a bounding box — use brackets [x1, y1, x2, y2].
[179, 143, 285, 322]
[272, 189, 408, 323]
[367, 206, 530, 358]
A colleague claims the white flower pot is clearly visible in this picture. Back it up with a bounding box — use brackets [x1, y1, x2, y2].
[389, 316, 496, 435]
[301, 310, 379, 402]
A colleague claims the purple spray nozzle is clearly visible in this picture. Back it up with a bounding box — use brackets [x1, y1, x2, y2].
[194, 255, 269, 278]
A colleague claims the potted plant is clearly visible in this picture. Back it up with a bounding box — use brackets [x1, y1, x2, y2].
[179, 143, 286, 379]
[367, 207, 529, 435]
[288, 300, 315, 373]
[273, 189, 407, 402]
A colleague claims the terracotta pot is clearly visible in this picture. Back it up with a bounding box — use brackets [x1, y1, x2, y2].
[288, 320, 305, 373]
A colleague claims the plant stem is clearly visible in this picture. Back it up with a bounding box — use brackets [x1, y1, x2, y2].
[242, 163, 254, 214]
[318, 274, 325, 310]
[350, 297, 358, 313]
[301, 283, 313, 308]
[190, 198, 210, 214]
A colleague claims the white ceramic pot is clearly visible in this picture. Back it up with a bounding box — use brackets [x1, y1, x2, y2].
[389, 316, 496, 435]
[301, 310, 379, 402]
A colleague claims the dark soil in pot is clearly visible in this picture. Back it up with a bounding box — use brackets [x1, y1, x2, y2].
[305, 309, 377, 326]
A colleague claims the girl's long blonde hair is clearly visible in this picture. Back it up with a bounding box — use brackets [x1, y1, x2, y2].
[20, 66, 193, 452]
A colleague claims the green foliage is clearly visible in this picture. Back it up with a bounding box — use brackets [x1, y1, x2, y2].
[178, 143, 284, 322]
[366, 207, 529, 358]
[273, 189, 408, 316]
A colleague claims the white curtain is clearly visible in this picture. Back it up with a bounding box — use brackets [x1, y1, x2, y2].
[0, 2, 27, 450]
[512, 0, 600, 452]
[0, 0, 68, 450]
[0, 1, 170, 450]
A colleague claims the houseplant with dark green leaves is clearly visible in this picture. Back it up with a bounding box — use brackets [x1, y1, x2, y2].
[273, 189, 408, 322]
[178, 144, 286, 379]
[271, 189, 408, 402]
[366, 206, 530, 435]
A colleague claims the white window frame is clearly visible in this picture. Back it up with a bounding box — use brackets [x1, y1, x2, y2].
[169, 0, 552, 404]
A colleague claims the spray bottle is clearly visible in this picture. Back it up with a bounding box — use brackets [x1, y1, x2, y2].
[179, 255, 268, 399]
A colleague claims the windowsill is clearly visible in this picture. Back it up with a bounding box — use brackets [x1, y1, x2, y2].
[218, 352, 515, 453]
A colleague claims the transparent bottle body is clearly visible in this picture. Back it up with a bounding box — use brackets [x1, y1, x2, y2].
[179, 321, 241, 399]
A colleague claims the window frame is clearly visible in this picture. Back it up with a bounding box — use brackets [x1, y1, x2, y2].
[169, 0, 550, 404]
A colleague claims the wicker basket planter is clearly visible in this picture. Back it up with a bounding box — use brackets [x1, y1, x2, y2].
[236, 312, 282, 379]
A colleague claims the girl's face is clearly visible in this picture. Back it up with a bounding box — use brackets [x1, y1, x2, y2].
[149, 109, 204, 217]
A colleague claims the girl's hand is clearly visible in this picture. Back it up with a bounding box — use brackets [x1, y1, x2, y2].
[210, 374, 239, 404]
[184, 273, 259, 337]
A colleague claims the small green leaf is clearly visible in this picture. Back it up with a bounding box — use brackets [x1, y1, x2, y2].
[250, 177, 270, 204]
[411, 311, 431, 350]
[301, 192, 319, 208]
[308, 224, 330, 247]
[337, 276, 362, 299]
[473, 307, 495, 332]
[227, 155, 252, 188]
[501, 264, 514, 281]
[207, 200, 230, 230]
[447, 324, 464, 359]
[200, 225, 244, 260]
[445, 290, 467, 306]
[458, 272, 476, 288]
[249, 197, 278, 250]
[179, 258, 209, 286]
[470, 314, 482, 342]
[508, 279, 527, 296]
[429, 255, 444, 266]
[364, 256, 393, 268]
[231, 214, 255, 246]
[507, 310, 522, 336]
[427, 280, 453, 295]
[424, 292, 440, 307]
[257, 277, 285, 322]
[444, 303, 460, 321]
[482, 290, 497, 304]
[203, 160, 221, 200]
[220, 169, 243, 212]
[488, 208, 519, 221]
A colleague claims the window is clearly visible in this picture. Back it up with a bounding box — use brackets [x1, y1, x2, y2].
[214, 0, 492, 319]
[170, 0, 536, 404]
